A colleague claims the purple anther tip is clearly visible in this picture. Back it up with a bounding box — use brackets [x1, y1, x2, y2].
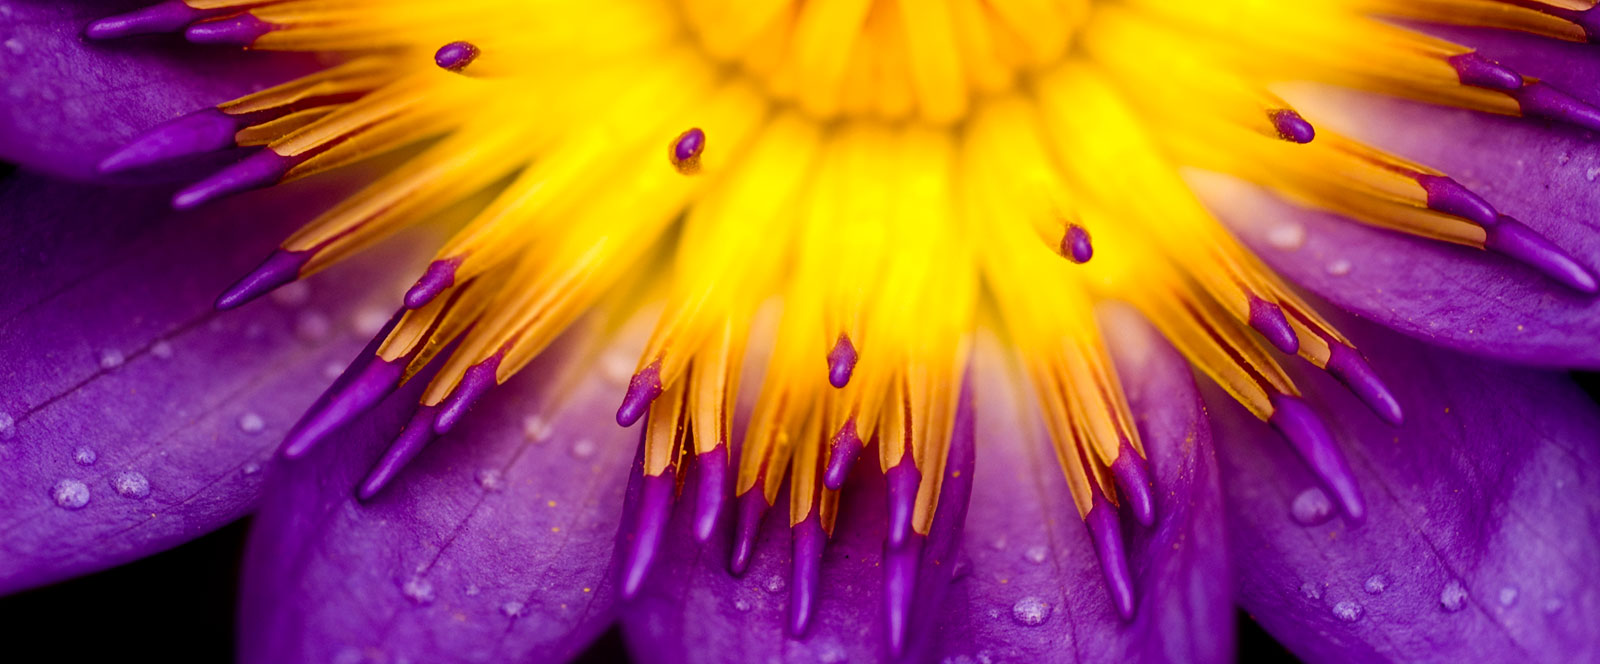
[434, 41, 480, 72]
[185, 13, 276, 46]
[1484, 215, 1599, 294]
[1247, 297, 1300, 354]
[1325, 344, 1404, 426]
[216, 249, 312, 311]
[357, 406, 439, 501]
[729, 489, 769, 576]
[827, 334, 857, 388]
[1570, 7, 1600, 42]
[434, 354, 503, 434]
[621, 468, 676, 599]
[670, 128, 705, 174]
[173, 149, 293, 210]
[615, 361, 663, 427]
[1268, 394, 1365, 523]
[1415, 175, 1498, 226]
[1513, 82, 1600, 134]
[692, 446, 729, 543]
[404, 258, 462, 309]
[1086, 495, 1136, 620]
[885, 456, 921, 550]
[823, 420, 863, 491]
[281, 357, 406, 458]
[1447, 52, 1523, 92]
[87, 1, 215, 40]
[789, 515, 826, 637]
[1062, 224, 1094, 264]
[1268, 109, 1316, 144]
[883, 535, 925, 659]
[99, 108, 243, 174]
[1110, 439, 1155, 527]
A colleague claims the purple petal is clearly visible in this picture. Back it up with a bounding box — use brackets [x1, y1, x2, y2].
[0, 170, 421, 593]
[1213, 317, 1600, 662]
[0, 1, 310, 181]
[932, 312, 1232, 663]
[1203, 163, 1600, 368]
[237, 322, 645, 663]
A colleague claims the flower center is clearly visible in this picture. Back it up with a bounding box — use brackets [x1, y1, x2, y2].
[678, 0, 1090, 124]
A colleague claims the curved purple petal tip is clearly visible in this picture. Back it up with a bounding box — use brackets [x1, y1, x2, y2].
[1249, 297, 1300, 354]
[789, 514, 826, 637]
[174, 149, 294, 210]
[1324, 343, 1404, 426]
[1268, 394, 1365, 523]
[1110, 439, 1156, 527]
[186, 13, 277, 46]
[434, 353, 503, 434]
[1086, 493, 1136, 620]
[823, 419, 863, 491]
[621, 468, 676, 599]
[216, 249, 312, 311]
[728, 489, 768, 576]
[356, 406, 438, 502]
[98, 108, 242, 174]
[1484, 215, 1599, 294]
[692, 446, 728, 543]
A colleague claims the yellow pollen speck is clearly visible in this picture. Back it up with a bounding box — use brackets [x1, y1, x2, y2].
[547, 500, 557, 507]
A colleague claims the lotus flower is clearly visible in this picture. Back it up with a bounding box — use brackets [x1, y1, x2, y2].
[2, 1, 1599, 662]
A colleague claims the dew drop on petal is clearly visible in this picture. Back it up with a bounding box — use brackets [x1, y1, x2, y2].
[522, 415, 553, 443]
[238, 412, 265, 434]
[1544, 598, 1565, 614]
[1024, 545, 1048, 564]
[733, 598, 752, 612]
[1299, 582, 1324, 600]
[989, 536, 1008, 551]
[601, 352, 634, 386]
[1290, 487, 1335, 526]
[269, 281, 312, 307]
[0, 412, 15, 440]
[1585, 167, 1600, 183]
[1440, 580, 1468, 612]
[352, 308, 389, 337]
[401, 576, 435, 605]
[570, 439, 596, 459]
[242, 462, 262, 476]
[53, 479, 90, 510]
[150, 341, 174, 359]
[1499, 586, 1518, 606]
[111, 471, 150, 499]
[295, 311, 332, 341]
[1364, 574, 1388, 595]
[73, 447, 97, 466]
[1326, 259, 1352, 277]
[1010, 596, 1051, 626]
[322, 362, 345, 380]
[465, 584, 481, 597]
[764, 575, 785, 594]
[499, 601, 525, 618]
[98, 349, 125, 370]
[475, 468, 505, 492]
[1266, 223, 1307, 251]
[4, 38, 23, 56]
[1332, 600, 1363, 622]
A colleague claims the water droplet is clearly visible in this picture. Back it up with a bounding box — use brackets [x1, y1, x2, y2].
[238, 412, 265, 434]
[53, 479, 90, 509]
[1332, 600, 1363, 622]
[499, 601, 525, 618]
[522, 415, 553, 443]
[98, 349, 125, 370]
[1585, 166, 1600, 182]
[1498, 586, 1518, 606]
[989, 536, 1008, 551]
[1299, 582, 1324, 600]
[764, 575, 785, 593]
[1326, 259, 1352, 277]
[73, 447, 97, 466]
[0, 411, 14, 440]
[1290, 487, 1335, 526]
[733, 598, 751, 612]
[295, 311, 332, 341]
[352, 308, 390, 337]
[1024, 545, 1048, 564]
[601, 352, 635, 386]
[242, 462, 262, 476]
[475, 469, 505, 492]
[401, 576, 435, 604]
[111, 471, 150, 499]
[269, 281, 312, 307]
[1266, 223, 1307, 251]
[1440, 580, 1468, 612]
[150, 341, 174, 359]
[570, 439, 596, 459]
[1543, 598, 1564, 614]
[1364, 574, 1388, 595]
[1010, 596, 1051, 626]
[322, 362, 345, 380]
[985, 608, 1000, 620]
[4, 38, 24, 55]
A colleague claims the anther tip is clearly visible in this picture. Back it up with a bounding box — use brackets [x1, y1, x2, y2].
[670, 128, 705, 175]
[692, 449, 728, 543]
[185, 13, 275, 46]
[1247, 297, 1300, 354]
[86, 1, 208, 40]
[404, 258, 461, 309]
[824, 421, 862, 491]
[1485, 215, 1599, 294]
[616, 362, 663, 427]
[1269, 109, 1316, 144]
[1268, 395, 1365, 522]
[434, 41, 480, 72]
[1325, 344, 1404, 426]
[827, 335, 857, 388]
[1448, 52, 1523, 92]
[216, 250, 311, 311]
[1062, 224, 1094, 264]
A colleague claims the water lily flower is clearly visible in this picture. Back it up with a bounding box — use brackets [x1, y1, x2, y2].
[4, 0, 1600, 662]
